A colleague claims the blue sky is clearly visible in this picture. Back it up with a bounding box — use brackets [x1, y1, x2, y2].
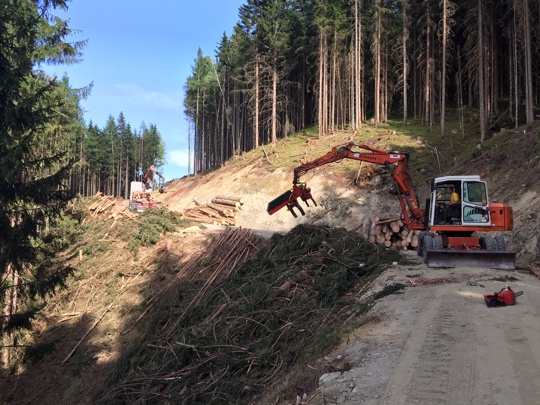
[44, 0, 246, 181]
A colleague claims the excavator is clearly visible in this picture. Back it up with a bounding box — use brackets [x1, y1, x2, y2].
[267, 142, 516, 269]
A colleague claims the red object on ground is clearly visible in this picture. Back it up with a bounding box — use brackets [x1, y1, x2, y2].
[499, 288, 516, 306]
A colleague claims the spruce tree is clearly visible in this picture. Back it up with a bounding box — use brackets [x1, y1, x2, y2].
[0, 0, 83, 369]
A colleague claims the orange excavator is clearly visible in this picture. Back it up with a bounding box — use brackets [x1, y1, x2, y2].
[267, 142, 516, 269]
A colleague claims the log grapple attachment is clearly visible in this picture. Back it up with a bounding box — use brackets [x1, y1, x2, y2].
[267, 184, 317, 218]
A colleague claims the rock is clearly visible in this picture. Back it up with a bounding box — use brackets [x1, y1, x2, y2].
[319, 372, 342, 385]
[182, 226, 201, 233]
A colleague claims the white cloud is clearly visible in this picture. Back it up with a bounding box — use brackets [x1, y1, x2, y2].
[169, 149, 190, 168]
[114, 84, 182, 109]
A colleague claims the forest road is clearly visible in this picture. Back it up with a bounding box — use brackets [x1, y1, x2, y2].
[317, 262, 540, 405]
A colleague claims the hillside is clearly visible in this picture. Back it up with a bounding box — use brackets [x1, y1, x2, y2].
[2, 121, 540, 404]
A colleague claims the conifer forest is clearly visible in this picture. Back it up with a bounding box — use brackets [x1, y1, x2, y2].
[0, 0, 165, 369]
[184, 0, 540, 174]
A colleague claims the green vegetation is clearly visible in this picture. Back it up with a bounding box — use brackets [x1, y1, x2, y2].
[0, 0, 83, 369]
[128, 208, 189, 258]
[97, 225, 404, 404]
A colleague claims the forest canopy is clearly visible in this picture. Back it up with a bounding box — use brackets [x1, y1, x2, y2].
[184, 0, 539, 175]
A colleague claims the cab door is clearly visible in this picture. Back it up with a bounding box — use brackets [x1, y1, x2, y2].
[461, 180, 491, 226]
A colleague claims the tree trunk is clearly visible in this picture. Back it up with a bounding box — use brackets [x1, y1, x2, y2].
[272, 50, 278, 143]
[424, 0, 431, 128]
[374, 1, 381, 126]
[124, 154, 129, 200]
[255, 57, 260, 147]
[522, 0, 534, 123]
[318, 32, 324, 137]
[478, 0, 486, 143]
[403, 0, 408, 126]
[440, 0, 447, 137]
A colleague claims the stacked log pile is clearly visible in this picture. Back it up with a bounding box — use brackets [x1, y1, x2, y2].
[368, 216, 420, 251]
[182, 195, 244, 226]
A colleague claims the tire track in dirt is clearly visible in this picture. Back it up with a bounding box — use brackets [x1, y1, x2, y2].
[309, 267, 540, 405]
[381, 289, 476, 405]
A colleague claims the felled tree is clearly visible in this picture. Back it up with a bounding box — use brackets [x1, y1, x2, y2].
[0, 0, 84, 370]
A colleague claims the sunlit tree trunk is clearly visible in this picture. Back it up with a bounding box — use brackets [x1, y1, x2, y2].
[331, 33, 337, 133]
[318, 32, 324, 137]
[522, 0, 534, 123]
[255, 58, 260, 147]
[374, 0, 381, 126]
[402, 0, 409, 126]
[478, 0, 486, 142]
[272, 50, 278, 143]
[440, 0, 447, 137]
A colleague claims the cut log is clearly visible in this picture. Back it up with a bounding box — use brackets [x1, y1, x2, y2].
[215, 195, 244, 205]
[211, 198, 241, 208]
[406, 233, 413, 244]
[207, 203, 234, 216]
[197, 207, 223, 219]
[389, 221, 400, 233]
[375, 217, 400, 225]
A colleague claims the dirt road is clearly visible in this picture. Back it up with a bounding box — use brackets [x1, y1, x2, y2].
[316, 258, 540, 405]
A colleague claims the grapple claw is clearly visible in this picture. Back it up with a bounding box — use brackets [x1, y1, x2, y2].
[267, 184, 315, 217]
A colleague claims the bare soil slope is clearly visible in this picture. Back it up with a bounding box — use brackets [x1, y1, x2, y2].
[162, 123, 539, 266]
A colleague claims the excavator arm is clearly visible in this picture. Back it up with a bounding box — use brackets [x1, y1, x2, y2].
[267, 142, 425, 227]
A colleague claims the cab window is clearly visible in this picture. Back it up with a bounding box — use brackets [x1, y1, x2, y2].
[463, 181, 487, 205]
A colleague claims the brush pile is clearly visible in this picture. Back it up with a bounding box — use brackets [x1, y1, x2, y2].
[181, 195, 244, 226]
[98, 224, 401, 405]
[86, 193, 131, 221]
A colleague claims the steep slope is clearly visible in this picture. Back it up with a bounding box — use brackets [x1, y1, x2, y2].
[162, 123, 539, 265]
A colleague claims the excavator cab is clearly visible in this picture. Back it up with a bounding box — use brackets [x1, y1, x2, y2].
[429, 176, 492, 227]
[421, 175, 516, 269]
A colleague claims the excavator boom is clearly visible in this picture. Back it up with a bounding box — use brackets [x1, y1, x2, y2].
[267, 142, 424, 227]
